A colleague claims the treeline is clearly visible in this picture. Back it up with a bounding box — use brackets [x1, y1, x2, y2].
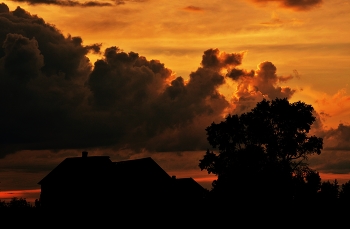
[203, 178, 350, 205]
[1, 181, 350, 227]
[1, 178, 349, 211]
[0, 197, 39, 209]
[319, 179, 350, 203]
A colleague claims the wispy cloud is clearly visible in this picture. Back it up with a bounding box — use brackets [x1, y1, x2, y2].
[8, 0, 149, 7]
[250, 0, 323, 11]
[182, 5, 203, 12]
[10, 0, 113, 6]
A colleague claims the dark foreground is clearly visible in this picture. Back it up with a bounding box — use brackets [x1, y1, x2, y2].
[1, 201, 349, 228]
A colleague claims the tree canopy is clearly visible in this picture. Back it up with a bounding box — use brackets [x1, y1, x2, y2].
[199, 98, 323, 204]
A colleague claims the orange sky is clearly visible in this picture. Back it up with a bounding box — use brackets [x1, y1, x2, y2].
[0, 189, 40, 204]
[3, 0, 349, 128]
[0, 0, 350, 201]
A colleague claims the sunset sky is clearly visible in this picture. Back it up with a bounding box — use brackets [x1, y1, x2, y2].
[0, 0, 350, 203]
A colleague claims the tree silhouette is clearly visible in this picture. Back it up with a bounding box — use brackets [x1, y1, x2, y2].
[199, 98, 323, 204]
[339, 180, 350, 203]
[318, 179, 339, 204]
[7, 197, 32, 209]
[0, 199, 6, 208]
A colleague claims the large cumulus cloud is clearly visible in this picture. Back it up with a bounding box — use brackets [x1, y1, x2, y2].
[86, 47, 230, 152]
[0, 6, 97, 155]
[227, 59, 295, 114]
[0, 6, 96, 80]
[0, 4, 298, 158]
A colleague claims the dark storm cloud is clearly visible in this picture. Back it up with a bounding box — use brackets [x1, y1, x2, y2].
[0, 5, 97, 156]
[10, 0, 113, 7]
[201, 48, 244, 70]
[85, 43, 102, 54]
[0, 2, 9, 12]
[2, 33, 44, 82]
[0, 4, 231, 156]
[86, 47, 229, 152]
[227, 69, 254, 81]
[0, 4, 300, 158]
[86, 47, 296, 151]
[251, 0, 323, 10]
[0, 6, 93, 80]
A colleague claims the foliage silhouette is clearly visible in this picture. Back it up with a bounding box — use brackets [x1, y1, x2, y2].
[0, 199, 6, 208]
[8, 197, 32, 208]
[339, 180, 350, 203]
[199, 98, 323, 205]
[318, 179, 339, 203]
[0, 197, 33, 209]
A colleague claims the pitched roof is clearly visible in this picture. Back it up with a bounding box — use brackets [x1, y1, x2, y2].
[38, 154, 206, 197]
[38, 156, 172, 185]
[173, 177, 206, 193]
[113, 157, 171, 181]
[38, 156, 112, 185]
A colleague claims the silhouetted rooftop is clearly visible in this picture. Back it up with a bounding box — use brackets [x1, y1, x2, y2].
[113, 157, 171, 181]
[174, 178, 206, 190]
[38, 155, 112, 185]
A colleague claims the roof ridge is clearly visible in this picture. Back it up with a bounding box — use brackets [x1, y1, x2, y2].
[114, 157, 152, 163]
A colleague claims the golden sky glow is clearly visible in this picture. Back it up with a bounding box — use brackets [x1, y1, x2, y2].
[0, 0, 350, 200]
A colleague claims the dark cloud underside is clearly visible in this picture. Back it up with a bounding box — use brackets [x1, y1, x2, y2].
[323, 124, 350, 151]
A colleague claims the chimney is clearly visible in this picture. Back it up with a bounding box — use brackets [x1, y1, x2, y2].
[172, 175, 176, 180]
[82, 151, 88, 158]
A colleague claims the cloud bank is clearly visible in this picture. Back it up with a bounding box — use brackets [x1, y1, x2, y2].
[1, 2, 348, 180]
[0, 4, 301, 158]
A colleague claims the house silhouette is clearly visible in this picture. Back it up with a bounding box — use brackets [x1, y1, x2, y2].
[38, 152, 206, 211]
